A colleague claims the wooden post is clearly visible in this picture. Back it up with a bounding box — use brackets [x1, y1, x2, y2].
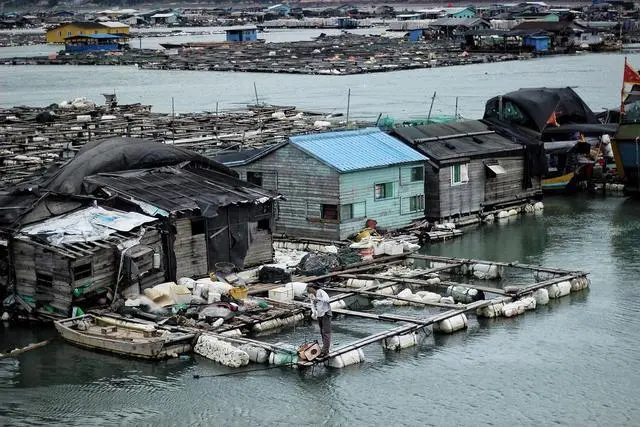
[427, 91, 436, 122]
[346, 88, 351, 127]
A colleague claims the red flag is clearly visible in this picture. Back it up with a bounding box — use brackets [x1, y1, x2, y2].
[624, 59, 640, 85]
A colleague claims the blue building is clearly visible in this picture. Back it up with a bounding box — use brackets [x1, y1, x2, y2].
[225, 26, 258, 42]
[215, 128, 428, 240]
[408, 29, 424, 42]
[523, 34, 550, 51]
[64, 34, 129, 53]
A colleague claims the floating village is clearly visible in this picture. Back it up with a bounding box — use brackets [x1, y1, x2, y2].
[1, 1, 640, 373]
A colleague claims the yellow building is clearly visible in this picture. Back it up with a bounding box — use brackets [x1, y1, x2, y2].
[46, 22, 130, 44]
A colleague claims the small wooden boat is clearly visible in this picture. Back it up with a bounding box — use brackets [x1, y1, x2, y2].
[542, 171, 576, 191]
[54, 314, 196, 360]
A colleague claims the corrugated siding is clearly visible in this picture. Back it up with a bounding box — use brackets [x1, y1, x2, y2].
[338, 163, 425, 239]
[231, 144, 341, 239]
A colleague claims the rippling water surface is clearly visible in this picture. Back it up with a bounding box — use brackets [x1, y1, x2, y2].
[1, 196, 639, 426]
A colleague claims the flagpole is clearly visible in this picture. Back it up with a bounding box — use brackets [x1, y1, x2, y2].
[621, 56, 627, 119]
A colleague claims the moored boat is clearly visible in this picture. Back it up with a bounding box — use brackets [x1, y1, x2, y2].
[611, 59, 640, 196]
[54, 314, 197, 360]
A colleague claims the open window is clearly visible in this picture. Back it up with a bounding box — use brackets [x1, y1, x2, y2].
[410, 166, 424, 182]
[374, 182, 394, 200]
[246, 171, 263, 187]
[73, 263, 92, 281]
[321, 204, 339, 220]
[191, 218, 206, 236]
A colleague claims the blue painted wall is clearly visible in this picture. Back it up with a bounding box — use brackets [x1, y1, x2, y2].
[338, 164, 426, 239]
[524, 35, 550, 51]
[226, 29, 258, 42]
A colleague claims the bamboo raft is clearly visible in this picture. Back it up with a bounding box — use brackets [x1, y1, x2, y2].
[0, 101, 362, 186]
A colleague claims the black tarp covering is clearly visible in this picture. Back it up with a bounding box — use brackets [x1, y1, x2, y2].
[484, 87, 600, 132]
[41, 137, 238, 195]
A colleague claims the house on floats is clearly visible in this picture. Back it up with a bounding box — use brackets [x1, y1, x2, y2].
[0, 138, 278, 316]
[215, 127, 428, 240]
[392, 120, 544, 223]
[64, 33, 130, 53]
[225, 26, 259, 42]
[46, 21, 130, 44]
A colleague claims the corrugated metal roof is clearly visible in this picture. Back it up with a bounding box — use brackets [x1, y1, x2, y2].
[85, 164, 278, 215]
[392, 120, 523, 163]
[289, 127, 427, 173]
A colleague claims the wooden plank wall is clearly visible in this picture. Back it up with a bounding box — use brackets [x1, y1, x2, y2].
[232, 144, 341, 240]
[243, 221, 274, 267]
[437, 160, 486, 219]
[136, 229, 166, 291]
[424, 163, 441, 219]
[483, 157, 527, 205]
[174, 218, 208, 279]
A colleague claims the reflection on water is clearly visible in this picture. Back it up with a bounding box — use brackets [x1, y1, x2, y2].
[1, 196, 640, 425]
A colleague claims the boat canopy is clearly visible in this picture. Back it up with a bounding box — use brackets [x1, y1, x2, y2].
[483, 87, 600, 133]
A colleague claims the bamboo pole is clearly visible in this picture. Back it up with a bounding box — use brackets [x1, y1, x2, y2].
[0, 339, 53, 360]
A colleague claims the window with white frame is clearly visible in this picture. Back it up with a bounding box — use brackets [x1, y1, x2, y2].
[374, 182, 394, 200]
[451, 163, 469, 185]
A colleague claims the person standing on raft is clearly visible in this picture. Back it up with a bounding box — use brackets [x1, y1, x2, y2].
[308, 284, 332, 357]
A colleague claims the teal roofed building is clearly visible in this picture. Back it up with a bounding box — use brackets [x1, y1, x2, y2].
[214, 128, 428, 240]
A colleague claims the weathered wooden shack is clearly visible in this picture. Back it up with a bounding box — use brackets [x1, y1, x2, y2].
[85, 163, 278, 278]
[0, 137, 280, 314]
[10, 205, 163, 314]
[216, 127, 428, 240]
[392, 120, 543, 222]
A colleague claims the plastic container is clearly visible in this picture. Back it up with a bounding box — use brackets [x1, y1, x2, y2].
[434, 313, 468, 333]
[476, 302, 504, 318]
[328, 349, 365, 368]
[382, 332, 418, 350]
[268, 286, 294, 302]
[229, 287, 248, 300]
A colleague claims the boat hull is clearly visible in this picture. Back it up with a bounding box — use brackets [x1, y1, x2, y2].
[612, 124, 640, 196]
[542, 171, 576, 192]
[54, 315, 193, 360]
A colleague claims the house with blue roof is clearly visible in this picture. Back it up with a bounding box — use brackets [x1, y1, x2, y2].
[214, 128, 428, 240]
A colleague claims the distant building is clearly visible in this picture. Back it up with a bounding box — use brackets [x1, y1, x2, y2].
[523, 34, 551, 51]
[64, 34, 130, 53]
[225, 26, 258, 42]
[150, 12, 179, 25]
[46, 22, 130, 44]
[265, 4, 291, 16]
[443, 7, 476, 19]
